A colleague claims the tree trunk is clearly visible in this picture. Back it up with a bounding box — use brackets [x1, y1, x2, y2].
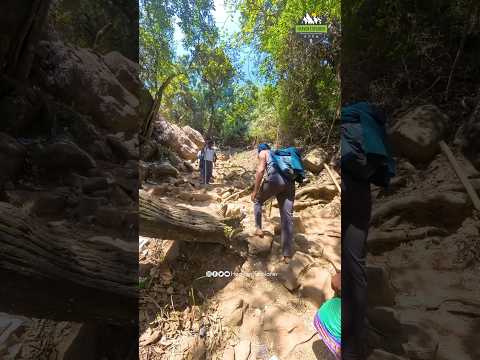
[0, 202, 137, 324]
[7, 0, 53, 80]
[139, 191, 227, 243]
[141, 74, 177, 143]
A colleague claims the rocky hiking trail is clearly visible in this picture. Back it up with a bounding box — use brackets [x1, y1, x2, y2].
[364, 105, 480, 360]
[1, 39, 142, 358]
[365, 154, 480, 360]
[139, 146, 341, 360]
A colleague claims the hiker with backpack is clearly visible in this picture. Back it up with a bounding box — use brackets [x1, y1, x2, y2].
[251, 143, 305, 264]
[341, 102, 395, 360]
[197, 139, 217, 184]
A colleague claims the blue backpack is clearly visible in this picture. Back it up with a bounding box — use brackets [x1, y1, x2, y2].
[341, 102, 395, 187]
[271, 147, 305, 183]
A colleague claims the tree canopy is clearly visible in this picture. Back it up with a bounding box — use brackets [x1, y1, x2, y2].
[140, 0, 341, 147]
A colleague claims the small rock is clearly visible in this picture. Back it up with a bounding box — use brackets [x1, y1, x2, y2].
[191, 192, 214, 202]
[388, 105, 448, 163]
[178, 192, 194, 202]
[247, 233, 273, 257]
[402, 324, 439, 360]
[225, 203, 242, 218]
[149, 162, 179, 179]
[275, 252, 311, 291]
[183, 160, 194, 172]
[140, 141, 157, 161]
[367, 307, 401, 335]
[219, 298, 245, 326]
[367, 266, 395, 307]
[299, 267, 334, 307]
[303, 148, 328, 174]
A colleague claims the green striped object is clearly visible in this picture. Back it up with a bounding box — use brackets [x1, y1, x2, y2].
[317, 297, 341, 341]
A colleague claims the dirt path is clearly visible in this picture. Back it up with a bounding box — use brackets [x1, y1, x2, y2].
[139, 148, 341, 360]
[365, 154, 480, 360]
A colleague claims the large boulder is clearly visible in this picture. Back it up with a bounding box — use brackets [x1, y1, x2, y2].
[149, 162, 179, 180]
[0, 133, 26, 183]
[247, 233, 273, 257]
[182, 125, 205, 148]
[299, 267, 334, 307]
[0, 84, 43, 136]
[303, 148, 328, 174]
[36, 141, 96, 174]
[32, 41, 141, 133]
[103, 51, 153, 124]
[102, 51, 139, 96]
[388, 105, 449, 164]
[154, 117, 199, 160]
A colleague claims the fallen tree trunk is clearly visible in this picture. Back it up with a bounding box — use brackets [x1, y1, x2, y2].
[324, 163, 341, 193]
[295, 183, 337, 201]
[274, 199, 326, 210]
[222, 184, 253, 203]
[371, 192, 471, 227]
[0, 202, 137, 324]
[439, 140, 480, 211]
[368, 226, 449, 254]
[140, 191, 228, 243]
[439, 179, 480, 192]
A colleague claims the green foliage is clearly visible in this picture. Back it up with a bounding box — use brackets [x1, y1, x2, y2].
[139, 0, 176, 94]
[342, 0, 480, 108]
[140, 0, 340, 147]
[235, 0, 341, 145]
[248, 85, 278, 142]
[220, 82, 258, 143]
[49, 0, 138, 60]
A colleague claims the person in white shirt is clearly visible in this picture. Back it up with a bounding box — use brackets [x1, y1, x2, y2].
[198, 139, 217, 184]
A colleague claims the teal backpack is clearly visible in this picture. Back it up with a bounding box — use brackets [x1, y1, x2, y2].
[271, 147, 305, 183]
